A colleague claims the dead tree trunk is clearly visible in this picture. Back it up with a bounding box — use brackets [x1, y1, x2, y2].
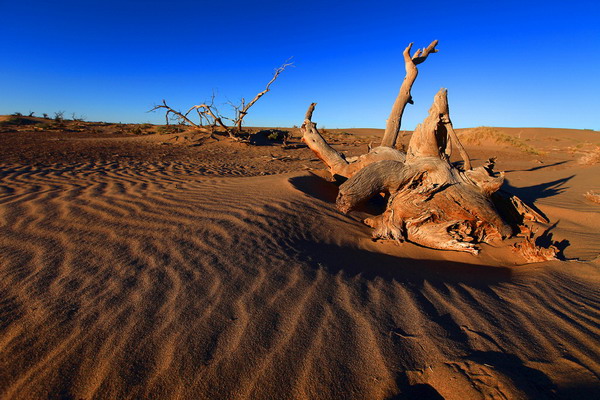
[302, 87, 548, 254]
[151, 61, 292, 139]
[300, 40, 556, 256]
[337, 88, 511, 253]
[235, 61, 293, 131]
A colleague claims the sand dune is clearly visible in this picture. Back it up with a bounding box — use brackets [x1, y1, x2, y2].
[0, 154, 597, 399]
[0, 121, 599, 399]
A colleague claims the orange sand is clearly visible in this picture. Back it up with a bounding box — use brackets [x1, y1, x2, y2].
[0, 121, 598, 398]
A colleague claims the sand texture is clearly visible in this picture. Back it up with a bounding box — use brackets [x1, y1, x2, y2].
[0, 121, 599, 399]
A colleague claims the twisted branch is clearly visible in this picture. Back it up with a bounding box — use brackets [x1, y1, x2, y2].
[380, 40, 439, 148]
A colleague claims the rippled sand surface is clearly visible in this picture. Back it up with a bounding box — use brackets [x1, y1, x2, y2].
[1, 123, 599, 399]
[0, 158, 598, 399]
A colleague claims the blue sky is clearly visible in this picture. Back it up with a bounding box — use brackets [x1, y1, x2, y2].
[1, 1, 599, 129]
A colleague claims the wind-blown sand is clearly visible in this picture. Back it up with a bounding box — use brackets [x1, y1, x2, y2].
[0, 121, 598, 399]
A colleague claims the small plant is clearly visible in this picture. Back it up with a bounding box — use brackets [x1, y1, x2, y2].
[459, 127, 544, 155]
[125, 124, 153, 135]
[54, 111, 65, 123]
[584, 190, 600, 204]
[156, 125, 185, 134]
[43, 113, 49, 119]
[578, 147, 600, 165]
[28, 111, 35, 117]
[12, 112, 22, 116]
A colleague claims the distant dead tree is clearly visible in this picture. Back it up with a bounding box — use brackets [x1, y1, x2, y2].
[301, 40, 554, 259]
[151, 61, 292, 139]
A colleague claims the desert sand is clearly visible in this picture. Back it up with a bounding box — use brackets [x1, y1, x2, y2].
[0, 117, 598, 399]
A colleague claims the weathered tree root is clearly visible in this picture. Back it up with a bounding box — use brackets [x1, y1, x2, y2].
[301, 41, 550, 255]
[302, 86, 546, 254]
[512, 225, 558, 262]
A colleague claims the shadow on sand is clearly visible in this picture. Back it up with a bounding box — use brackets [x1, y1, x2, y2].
[503, 175, 574, 203]
[504, 160, 570, 173]
[289, 174, 587, 400]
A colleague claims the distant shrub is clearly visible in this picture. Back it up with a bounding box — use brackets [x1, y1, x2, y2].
[71, 113, 86, 122]
[156, 125, 185, 134]
[578, 147, 600, 165]
[459, 127, 544, 155]
[125, 124, 154, 135]
[1, 115, 37, 126]
[54, 111, 65, 123]
[12, 112, 22, 116]
[584, 190, 600, 204]
[254, 129, 290, 141]
[42, 113, 49, 119]
[248, 129, 291, 145]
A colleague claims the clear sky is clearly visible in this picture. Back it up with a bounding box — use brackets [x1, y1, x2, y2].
[1, 1, 599, 130]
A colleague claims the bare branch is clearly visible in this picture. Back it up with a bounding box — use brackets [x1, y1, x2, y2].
[150, 100, 199, 127]
[380, 40, 439, 148]
[235, 59, 293, 130]
[305, 102, 317, 121]
[153, 61, 290, 139]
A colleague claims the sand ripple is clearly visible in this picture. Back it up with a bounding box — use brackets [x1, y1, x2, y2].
[0, 162, 598, 399]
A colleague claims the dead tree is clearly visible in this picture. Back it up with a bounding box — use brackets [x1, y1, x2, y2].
[232, 60, 293, 131]
[301, 41, 442, 180]
[151, 61, 292, 138]
[301, 41, 551, 255]
[381, 40, 438, 148]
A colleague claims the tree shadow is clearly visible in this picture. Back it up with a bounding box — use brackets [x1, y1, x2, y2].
[290, 174, 387, 215]
[536, 221, 570, 260]
[291, 240, 513, 287]
[502, 175, 574, 203]
[466, 351, 558, 399]
[289, 173, 339, 203]
[386, 382, 444, 400]
[385, 351, 561, 399]
[504, 160, 570, 173]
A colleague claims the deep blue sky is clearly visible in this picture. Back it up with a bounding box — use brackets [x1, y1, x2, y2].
[2, 1, 599, 129]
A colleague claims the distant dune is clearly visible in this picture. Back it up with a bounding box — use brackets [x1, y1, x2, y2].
[0, 118, 598, 399]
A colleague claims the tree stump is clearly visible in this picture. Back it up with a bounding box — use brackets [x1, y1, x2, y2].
[301, 68, 552, 256]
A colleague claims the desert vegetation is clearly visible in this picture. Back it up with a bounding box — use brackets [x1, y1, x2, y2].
[584, 190, 600, 204]
[459, 126, 544, 155]
[578, 146, 600, 165]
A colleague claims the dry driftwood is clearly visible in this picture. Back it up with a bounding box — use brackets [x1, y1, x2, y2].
[381, 40, 438, 149]
[301, 42, 548, 254]
[512, 226, 558, 262]
[302, 103, 406, 181]
[337, 89, 511, 254]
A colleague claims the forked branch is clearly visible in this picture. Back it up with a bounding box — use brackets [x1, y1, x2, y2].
[152, 60, 292, 138]
[235, 60, 293, 131]
[380, 40, 439, 148]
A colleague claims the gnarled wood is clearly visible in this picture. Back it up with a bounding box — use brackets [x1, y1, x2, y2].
[302, 42, 550, 256]
[513, 225, 558, 262]
[380, 40, 438, 148]
[304, 88, 541, 254]
[301, 104, 405, 180]
[339, 155, 511, 254]
[407, 88, 472, 170]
